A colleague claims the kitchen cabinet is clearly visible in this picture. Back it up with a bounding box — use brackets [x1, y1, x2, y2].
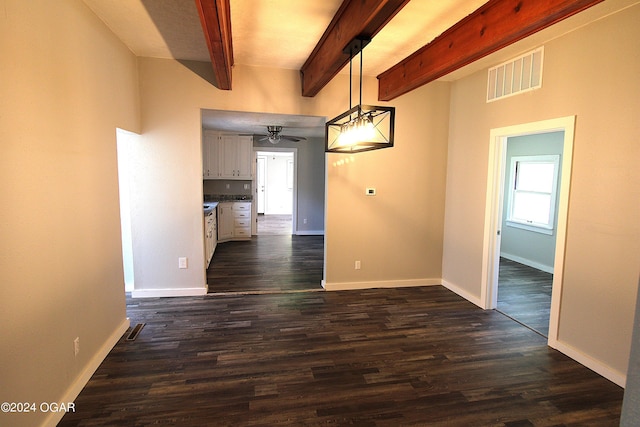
[220, 134, 253, 179]
[204, 209, 217, 268]
[217, 201, 252, 242]
[232, 202, 251, 239]
[217, 202, 234, 241]
[202, 130, 221, 179]
[203, 132, 253, 180]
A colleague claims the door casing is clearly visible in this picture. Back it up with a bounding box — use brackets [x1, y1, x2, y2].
[481, 116, 576, 347]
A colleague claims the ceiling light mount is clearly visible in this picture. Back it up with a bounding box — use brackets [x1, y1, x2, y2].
[326, 37, 395, 153]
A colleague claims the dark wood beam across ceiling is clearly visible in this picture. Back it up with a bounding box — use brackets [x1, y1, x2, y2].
[377, 0, 603, 101]
[300, 0, 411, 98]
[195, 0, 234, 90]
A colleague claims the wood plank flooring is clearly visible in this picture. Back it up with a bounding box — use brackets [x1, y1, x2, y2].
[257, 214, 293, 235]
[497, 258, 553, 337]
[207, 235, 324, 294]
[59, 286, 623, 426]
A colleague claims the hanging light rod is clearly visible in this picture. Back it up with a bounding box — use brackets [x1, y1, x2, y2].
[325, 37, 395, 154]
[342, 37, 371, 56]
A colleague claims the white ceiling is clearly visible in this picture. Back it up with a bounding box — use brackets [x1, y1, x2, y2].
[82, 0, 637, 137]
[201, 110, 326, 138]
[82, 0, 489, 76]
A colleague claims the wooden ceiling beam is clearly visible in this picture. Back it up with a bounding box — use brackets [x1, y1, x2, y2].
[300, 0, 411, 98]
[195, 0, 234, 90]
[377, 0, 603, 101]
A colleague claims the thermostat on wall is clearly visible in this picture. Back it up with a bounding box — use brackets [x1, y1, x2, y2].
[366, 188, 376, 196]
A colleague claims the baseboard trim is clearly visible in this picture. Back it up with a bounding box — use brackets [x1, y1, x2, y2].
[441, 279, 483, 308]
[549, 338, 626, 387]
[500, 252, 554, 274]
[323, 278, 440, 291]
[295, 230, 324, 236]
[131, 286, 208, 298]
[43, 317, 130, 427]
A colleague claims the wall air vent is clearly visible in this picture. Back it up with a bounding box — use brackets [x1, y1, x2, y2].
[487, 47, 544, 102]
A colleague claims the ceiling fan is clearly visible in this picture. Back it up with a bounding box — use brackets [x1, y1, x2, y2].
[258, 126, 307, 144]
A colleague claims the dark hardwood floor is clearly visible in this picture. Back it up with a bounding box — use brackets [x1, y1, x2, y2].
[60, 242, 623, 426]
[497, 258, 553, 337]
[59, 286, 623, 426]
[207, 235, 324, 294]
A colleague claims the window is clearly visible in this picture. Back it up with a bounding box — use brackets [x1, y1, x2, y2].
[506, 155, 560, 235]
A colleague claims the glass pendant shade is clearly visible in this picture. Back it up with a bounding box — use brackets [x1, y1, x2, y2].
[325, 37, 395, 153]
[326, 104, 395, 153]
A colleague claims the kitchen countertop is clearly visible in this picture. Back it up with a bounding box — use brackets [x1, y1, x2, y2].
[204, 196, 253, 215]
[204, 194, 253, 202]
[203, 202, 218, 216]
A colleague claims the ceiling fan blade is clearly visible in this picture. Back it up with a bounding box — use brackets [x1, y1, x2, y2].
[281, 135, 307, 142]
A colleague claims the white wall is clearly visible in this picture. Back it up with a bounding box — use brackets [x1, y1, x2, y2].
[500, 132, 564, 272]
[134, 57, 449, 294]
[117, 129, 139, 292]
[0, 1, 140, 426]
[621, 278, 640, 424]
[443, 3, 640, 380]
[254, 136, 326, 234]
[323, 81, 450, 289]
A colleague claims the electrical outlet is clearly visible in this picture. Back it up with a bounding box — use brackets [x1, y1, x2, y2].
[73, 337, 80, 357]
[366, 188, 376, 196]
[303, 218, 307, 224]
[355, 260, 361, 270]
[178, 257, 188, 269]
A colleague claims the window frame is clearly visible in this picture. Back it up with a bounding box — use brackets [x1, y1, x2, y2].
[505, 154, 560, 235]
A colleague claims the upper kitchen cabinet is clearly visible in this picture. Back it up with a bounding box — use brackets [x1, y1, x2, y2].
[202, 132, 253, 180]
[221, 134, 252, 179]
[202, 130, 221, 179]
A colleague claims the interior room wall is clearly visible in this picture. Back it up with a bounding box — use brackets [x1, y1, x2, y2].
[253, 136, 326, 234]
[500, 132, 564, 272]
[0, 1, 140, 426]
[443, 3, 640, 379]
[136, 57, 449, 294]
[324, 81, 450, 289]
[621, 278, 640, 425]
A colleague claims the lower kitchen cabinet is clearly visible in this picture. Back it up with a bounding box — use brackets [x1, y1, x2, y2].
[204, 210, 217, 268]
[217, 202, 234, 241]
[217, 201, 251, 242]
[232, 202, 251, 239]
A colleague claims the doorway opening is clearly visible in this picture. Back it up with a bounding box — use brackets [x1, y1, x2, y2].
[495, 131, 564, 337]
[115, 128, 140, 294]
[254, 149, 296, 235]
[481, 116, 575, 346]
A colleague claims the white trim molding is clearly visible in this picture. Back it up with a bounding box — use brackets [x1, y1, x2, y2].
[549, 338, 627, 387]
[44, 317, 130, 427]
[441, 280, 483, 308]
[131, 286, 208, 298]
[500, 252, 554, 274]
[295, 230, 324, 236]
[323, 278, 440, 292]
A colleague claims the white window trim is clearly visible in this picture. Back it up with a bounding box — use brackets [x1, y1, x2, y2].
[506, 154, 560, 235]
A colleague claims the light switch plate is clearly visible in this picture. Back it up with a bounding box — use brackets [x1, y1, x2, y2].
[178, 257, 188, 269]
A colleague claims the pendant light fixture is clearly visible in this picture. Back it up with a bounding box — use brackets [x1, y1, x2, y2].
[325, 37, 395, 153]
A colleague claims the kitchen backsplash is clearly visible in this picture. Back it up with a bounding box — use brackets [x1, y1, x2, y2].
[203, 180, 252, 201]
